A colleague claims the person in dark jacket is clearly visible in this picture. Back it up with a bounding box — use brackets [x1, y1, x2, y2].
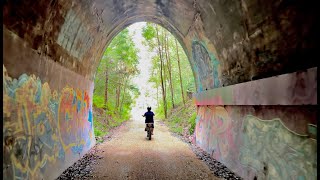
[143, 107, 155, 134]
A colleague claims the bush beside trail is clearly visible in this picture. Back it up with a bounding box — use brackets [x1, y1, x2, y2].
[160, 99, 196, 141]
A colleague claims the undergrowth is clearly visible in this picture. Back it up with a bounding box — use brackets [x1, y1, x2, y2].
[160, 99, 197, 136]
[93, 105, 130, 141]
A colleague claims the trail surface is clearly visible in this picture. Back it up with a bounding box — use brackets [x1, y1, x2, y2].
[91, 119, 221, 180]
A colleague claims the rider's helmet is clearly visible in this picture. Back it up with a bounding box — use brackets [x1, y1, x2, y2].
[147, 107, 151, 111]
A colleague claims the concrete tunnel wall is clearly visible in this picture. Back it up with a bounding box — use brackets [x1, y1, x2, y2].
[3, 0, 318, 179]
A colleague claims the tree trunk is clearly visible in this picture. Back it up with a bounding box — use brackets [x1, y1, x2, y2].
[115, 82, 121, 113]
[104, 70, 109, 109]
[175, 38, 185, 106]
[155, 68, 160, 108]
[119, 77, 128, 116]
[156, 25, 167, 118]
[165, 33, 175, 108]
[104, 65, 109, 125]
[162, 30, 167, 106]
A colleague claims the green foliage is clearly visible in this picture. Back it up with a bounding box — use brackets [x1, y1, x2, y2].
[161, 99, 197, 136]
[171, 126, 183, 134]
[141, 23, 157, 49]
[93, 22, 196, 141]
[93, 27, 141, 140]
[129, 84, 140, 98]
[155, 103, 166, 120]
[93, 115, 109, 137]
[188, 112, 197, 134]
[141, 23, 195, 119]
[94, 128, 102, 137]
[142, 24, 156, 41]
[173, 117, 181, 123]
[93, 95, 106, 109]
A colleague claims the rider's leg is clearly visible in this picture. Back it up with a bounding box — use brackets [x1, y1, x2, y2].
[151, 123, 154, 135]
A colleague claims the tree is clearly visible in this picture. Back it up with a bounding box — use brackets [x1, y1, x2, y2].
[175, 38, 185, 106]
[156, 25, 168, 118]
[164, 32, 175, 108]
[93, 28, 140, 122]
[142, 22, 195, 119]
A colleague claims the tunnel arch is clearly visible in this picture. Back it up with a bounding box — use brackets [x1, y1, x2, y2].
[3, 0, 317, 179]
[93, 18, 199, 91]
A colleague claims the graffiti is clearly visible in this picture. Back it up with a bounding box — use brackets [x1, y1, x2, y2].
[3, 66, 94, 179]
[239, 115, 317, 180]
[3, 71, 63, 179]
[58, 88, 93, 154]
[192, 41, 220, 91]
[195, 106, 236, 164]
[195, 104, 317, 179]
[57, 9, 94, 59]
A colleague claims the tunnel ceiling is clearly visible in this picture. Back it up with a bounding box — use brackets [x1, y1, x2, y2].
[3, 0, 318, 88]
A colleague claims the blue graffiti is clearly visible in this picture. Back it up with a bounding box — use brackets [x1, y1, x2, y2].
[88, 109, 93, 124]
[49, 100, 59, 121]
[71, 145, 84, 154]
[72, 91, 77, 105]
[192, 41, 221, 91]
[77, 100, 81, 112]
[210, 53, 220, 88]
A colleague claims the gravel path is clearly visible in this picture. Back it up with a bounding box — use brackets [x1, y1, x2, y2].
[56, 119, 241, 180]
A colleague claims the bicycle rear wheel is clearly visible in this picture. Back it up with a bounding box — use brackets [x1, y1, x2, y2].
[149, 132, 152, 140]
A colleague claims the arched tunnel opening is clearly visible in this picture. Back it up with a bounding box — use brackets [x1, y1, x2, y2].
[3, 0, 317, 180]
[92, 22, 196, 142]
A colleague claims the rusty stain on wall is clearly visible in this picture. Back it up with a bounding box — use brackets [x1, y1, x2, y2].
[3, 65, 95, 180]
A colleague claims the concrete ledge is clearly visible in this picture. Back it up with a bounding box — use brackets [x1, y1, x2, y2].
[193, 67, 317, 105]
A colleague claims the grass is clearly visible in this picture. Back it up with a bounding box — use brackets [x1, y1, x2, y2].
[171, 126, 183, 134]
[161, 99, 197, 136]
[93, 106, 131, 141]
[93, 117, 109, 137]
[188, 112, 197, 134]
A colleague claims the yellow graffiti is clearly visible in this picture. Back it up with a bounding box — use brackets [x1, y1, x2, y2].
[3, 65, 94, 179]
[57, 87, 88, 153]
[3, 72, 60, 179]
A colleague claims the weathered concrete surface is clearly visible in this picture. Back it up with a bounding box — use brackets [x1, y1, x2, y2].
[195, 106, 317, 179]
[3, 28, 95, 179]
[193, 67, 317, 106]
[2, 0, 318, 179]
[194, 0, 318, 88]
[193, 67, 317, 179]
[3, 0, 318, 88]
[3, 64, 95, 180]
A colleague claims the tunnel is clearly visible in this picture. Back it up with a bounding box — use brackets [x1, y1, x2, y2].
[3, 0, 317, 179]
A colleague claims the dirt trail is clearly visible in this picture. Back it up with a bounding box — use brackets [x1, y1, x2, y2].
[91, 119, 221, 180]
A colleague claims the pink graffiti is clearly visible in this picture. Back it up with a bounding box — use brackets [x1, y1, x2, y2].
[195, 106, 236, 162]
